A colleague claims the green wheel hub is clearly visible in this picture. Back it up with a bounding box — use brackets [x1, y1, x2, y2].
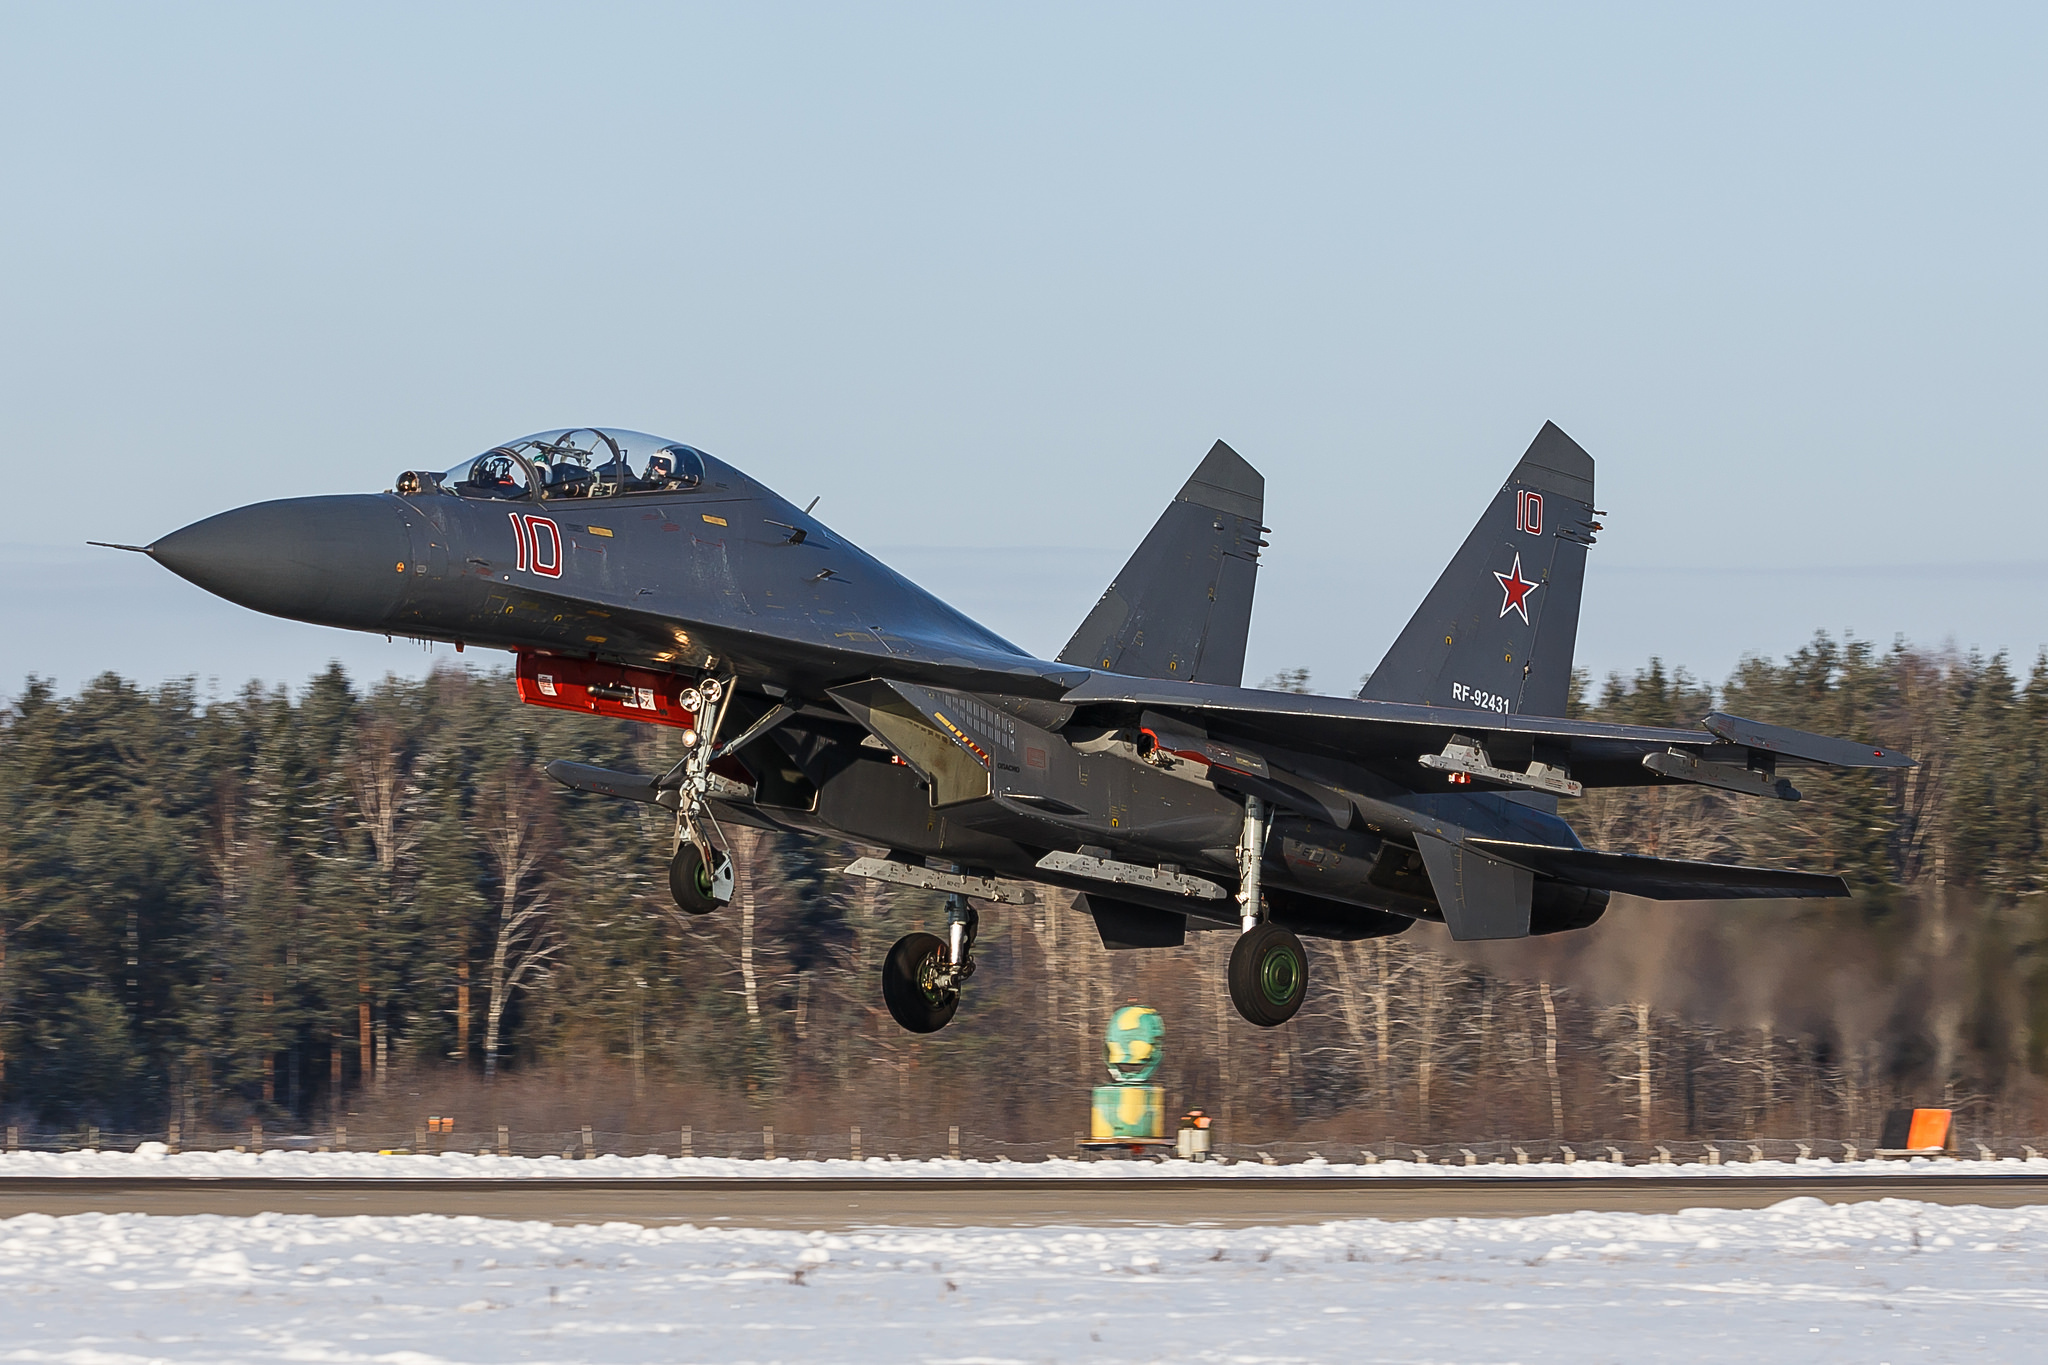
[1259, 946, 1301, 1005]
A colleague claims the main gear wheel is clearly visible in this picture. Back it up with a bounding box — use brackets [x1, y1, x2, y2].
[881, 931, 960, 1033]
[1227, 921, 1308, 1026]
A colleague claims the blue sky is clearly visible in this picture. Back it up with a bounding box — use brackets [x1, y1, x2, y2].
[3, 4, 2044, 700]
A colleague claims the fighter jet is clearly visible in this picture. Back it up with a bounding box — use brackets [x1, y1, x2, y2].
[118, 423, 1910, 1031]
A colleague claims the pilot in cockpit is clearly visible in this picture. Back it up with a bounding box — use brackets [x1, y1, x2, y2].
[643, 452, 675, 487]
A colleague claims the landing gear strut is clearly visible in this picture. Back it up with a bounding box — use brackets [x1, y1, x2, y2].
[882, 892, 977, 1033]
[663, 674, 737, 916]
[1227, 793, 1307, 1026]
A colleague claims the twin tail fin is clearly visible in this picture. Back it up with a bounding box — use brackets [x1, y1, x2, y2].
[1059, 440, 1265, 686]
[1361, 421, 1599, 719]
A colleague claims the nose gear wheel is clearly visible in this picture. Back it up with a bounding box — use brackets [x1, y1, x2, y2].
[668, 841, 732, 915]
[660, 671, 739, 913]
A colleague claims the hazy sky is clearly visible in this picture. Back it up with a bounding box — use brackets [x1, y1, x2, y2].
[4, 4, 2044, 701]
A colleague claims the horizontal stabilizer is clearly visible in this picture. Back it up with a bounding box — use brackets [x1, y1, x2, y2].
[1702, 711, 1913, 769]
[1466, 838, 1849, 899]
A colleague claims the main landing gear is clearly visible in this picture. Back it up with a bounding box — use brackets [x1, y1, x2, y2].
[664, 674, 737, 917]
[882, 893, 978, 1033]
[1228, 794, 1308, 1027]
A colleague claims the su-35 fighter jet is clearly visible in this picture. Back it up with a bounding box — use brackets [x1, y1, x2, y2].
[119, 422, 1909, 1031]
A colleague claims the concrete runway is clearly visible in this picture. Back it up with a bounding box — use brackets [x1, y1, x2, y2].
[3, 1174, 2046, 1228]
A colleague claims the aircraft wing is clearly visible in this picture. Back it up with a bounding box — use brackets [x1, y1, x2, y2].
[1056, 674, 1909, 798]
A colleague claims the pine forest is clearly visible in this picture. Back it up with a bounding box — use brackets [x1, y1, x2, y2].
[4, 634, 2048, 1159]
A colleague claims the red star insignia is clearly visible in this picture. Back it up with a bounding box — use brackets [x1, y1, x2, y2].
[1494, 552, 1541, 624]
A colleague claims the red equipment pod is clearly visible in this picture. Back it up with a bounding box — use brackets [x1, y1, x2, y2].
[514, 652, 699, 730]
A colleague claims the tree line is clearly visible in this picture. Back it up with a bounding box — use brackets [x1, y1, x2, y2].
[2, 634, 2045, 1148]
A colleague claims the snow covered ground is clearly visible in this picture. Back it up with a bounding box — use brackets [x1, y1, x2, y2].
[2, 1198, 2043, 1363]
[2, 1141, 2045, 1180]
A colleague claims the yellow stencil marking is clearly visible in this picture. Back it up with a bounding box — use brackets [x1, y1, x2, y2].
[702, 514, 728, 527]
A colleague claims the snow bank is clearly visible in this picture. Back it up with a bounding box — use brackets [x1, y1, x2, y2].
[3, 1141, 2046, 1180]
[2, 1198, 2044, 1361]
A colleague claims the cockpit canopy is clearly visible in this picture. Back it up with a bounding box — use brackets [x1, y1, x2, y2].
[401, 428, 710, 501]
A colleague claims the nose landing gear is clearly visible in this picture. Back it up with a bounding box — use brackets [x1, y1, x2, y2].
[662, 674, 737, 917]
[668, 840, 735, 915]
[882, 893, 977, 1033]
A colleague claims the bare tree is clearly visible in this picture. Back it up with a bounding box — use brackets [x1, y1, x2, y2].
[476, 763, 558, 1080]
[1540, 980, 1564, 1139]
[347, 719, 419, 882]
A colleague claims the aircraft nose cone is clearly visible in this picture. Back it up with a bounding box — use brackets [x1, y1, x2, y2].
[151, 495, 414, 630]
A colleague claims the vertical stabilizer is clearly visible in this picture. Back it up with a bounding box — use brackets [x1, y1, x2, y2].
[1059, 440, 1265, 685]
[1361, 422, 1597, 718]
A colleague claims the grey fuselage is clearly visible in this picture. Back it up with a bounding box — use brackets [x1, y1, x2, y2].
[148, 448, 1592, 940]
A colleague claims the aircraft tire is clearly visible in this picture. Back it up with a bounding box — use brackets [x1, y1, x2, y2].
[882, 931, 960, 1034]
[1227, 921, 1308, 1027]
[668, 843, 723, 915]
